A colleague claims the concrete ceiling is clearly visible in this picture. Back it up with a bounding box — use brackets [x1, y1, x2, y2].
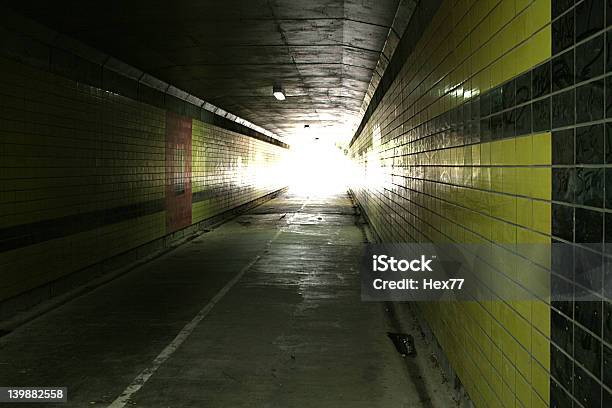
[4, 0, 408, 142]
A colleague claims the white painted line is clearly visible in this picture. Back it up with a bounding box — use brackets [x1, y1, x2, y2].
[107, 198, 308, 408]
[107, 253, 261, 408]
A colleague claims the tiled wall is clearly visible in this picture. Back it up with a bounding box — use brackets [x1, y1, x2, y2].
[350, 0, 610, 407]
[0, 55, 287, 303]
[549, 1, 611, 407]
[191, 120, 286, 224]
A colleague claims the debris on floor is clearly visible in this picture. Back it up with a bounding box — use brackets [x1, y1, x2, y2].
[387, 332, 416, 357]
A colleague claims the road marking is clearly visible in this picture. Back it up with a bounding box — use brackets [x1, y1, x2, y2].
[107, 198, 308, 408]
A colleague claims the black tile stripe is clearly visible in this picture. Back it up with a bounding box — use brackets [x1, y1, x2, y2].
[350, 0, 444, 146]
[0, 199, 165, 253]
[192, 187, 230, 203]
[0, 186, 235, 253]
[550, 1, 612, 408]
[351, 2, 612, 406]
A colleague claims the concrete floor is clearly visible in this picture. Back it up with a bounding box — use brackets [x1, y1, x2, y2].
[0, 191, 456, 407]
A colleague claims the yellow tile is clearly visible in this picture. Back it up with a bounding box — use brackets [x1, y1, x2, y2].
[515, 0, 530, 14]
[531, 359, 549, 402]
[531, 328, 550, 369]
[516, 198, 533, 228]
[504, 339, 519, 373]
[503, 167, 518, 195]
[528, 0, 551, 34]
[532, 132, 551, 165]
[472, 144, 482, 165]
[481, 142, 492, 165]
[515, 168, 532, 196]
[532, 390, 548, 408]
[492, 168, 504, 192]
[515, 42, 532, 75]
[529, 168, 551, 200]
[502, 380, 515, 408]
[502, 138, 516, 164]
[515, 345, 532, 380]
[530, 26, 551, 67]
[501, 24, 515, 53]
[513, 314, 531, 350]
[491, 3, 506, 34]
[515, 135, 533, 165]
[504, 219, 518, 242]
[502, 353, 517, 387]
[492, 59, 504, 87]
[491, 370, 504, 399]
[482, 64, 493, 91]
[501, 0, 516, 21]
[503, 49, 519, 80]
[491, 140, 504, 163]
[532, 201, 550, 234]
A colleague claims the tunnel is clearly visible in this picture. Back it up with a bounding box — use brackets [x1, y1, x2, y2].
[0, 0, 610, 407]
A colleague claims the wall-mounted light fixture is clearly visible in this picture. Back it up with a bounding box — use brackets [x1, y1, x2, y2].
[273, 84, 286, 101]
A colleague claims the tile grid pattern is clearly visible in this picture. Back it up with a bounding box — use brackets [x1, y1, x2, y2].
[350, 0, 555, 407]
[548, 1, 611, 407]
[0, 55, 287, 303]
[191, 121, 286, 224]
[350, 0, 612, 407]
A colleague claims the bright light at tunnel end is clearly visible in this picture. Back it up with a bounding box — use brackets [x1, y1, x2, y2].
[281, 133, 358, 196]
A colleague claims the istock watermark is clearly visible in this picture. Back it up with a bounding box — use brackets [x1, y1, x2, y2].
[361, 245, 467, 301]
[360, 243, 609, 302]
[372, 255, 433, 272]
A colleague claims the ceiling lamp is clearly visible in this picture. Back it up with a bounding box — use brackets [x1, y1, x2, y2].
[273, 84, 286, 101]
